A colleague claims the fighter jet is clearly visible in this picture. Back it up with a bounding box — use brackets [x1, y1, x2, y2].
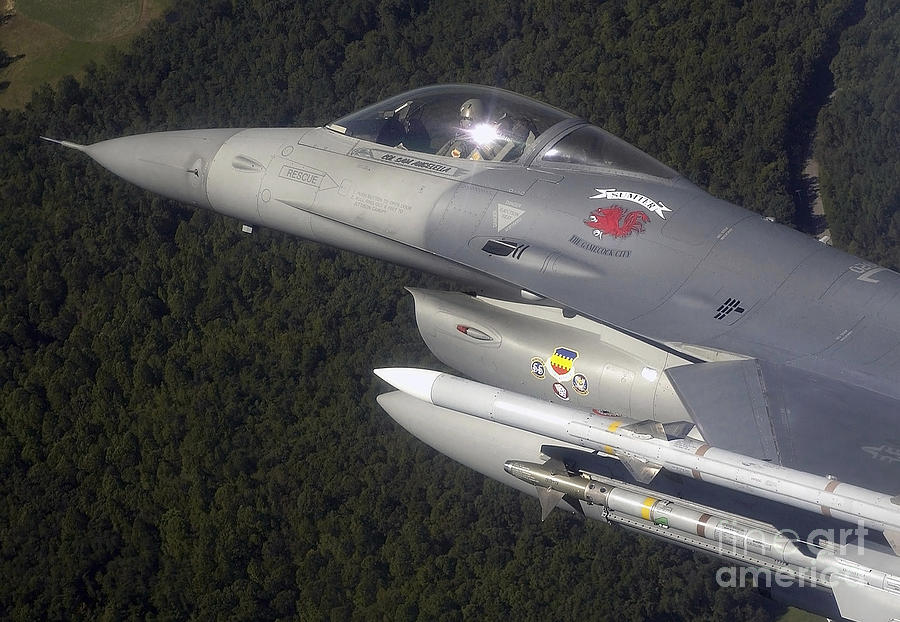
[45, 84, 900, 621]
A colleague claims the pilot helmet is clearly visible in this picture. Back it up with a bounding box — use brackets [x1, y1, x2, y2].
[458, 98, 485, 129]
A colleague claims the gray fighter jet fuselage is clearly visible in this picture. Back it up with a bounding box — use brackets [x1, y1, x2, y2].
[53, 88, 900, 394]
[48, 84, 900, 620]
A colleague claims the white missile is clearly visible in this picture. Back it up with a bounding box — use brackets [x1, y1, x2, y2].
[373, 367, 900, 551]
[502, 459, 900, 622]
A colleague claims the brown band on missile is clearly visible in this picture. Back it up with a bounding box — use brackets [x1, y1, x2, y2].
[821, 506, 832, 518]
[824, 480, 840, 493]
[691, 469, 702, 480]
[695, 444, 711, 457]
[697, 513, 713, 538]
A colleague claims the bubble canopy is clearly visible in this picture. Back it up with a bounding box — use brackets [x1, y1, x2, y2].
[327, 84, 676, 178]
[328, 84, 572, 164]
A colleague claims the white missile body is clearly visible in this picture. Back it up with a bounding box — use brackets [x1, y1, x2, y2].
[502, 459, 900, 622]
[373, 368, 900, 549]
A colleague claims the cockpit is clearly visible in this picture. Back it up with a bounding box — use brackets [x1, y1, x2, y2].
[327, 84, 676, 179]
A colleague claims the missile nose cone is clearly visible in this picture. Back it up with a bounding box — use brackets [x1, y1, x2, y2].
[503, 460, 533, 478]
[58, 129, 242, 207]
[373, 368, 442, 403]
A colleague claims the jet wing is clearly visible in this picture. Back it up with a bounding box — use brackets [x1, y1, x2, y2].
[666, 359, 900, 495]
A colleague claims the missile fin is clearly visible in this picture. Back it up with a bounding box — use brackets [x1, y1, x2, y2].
[885, 529, 900, 556]
[831, 576, 900, 622]
[621, 419, 695, 440]
[622, 419, 667, 440]
[562, 495, 585, 519]
[662, 421, 695, 440]
[617, 453, 662, 484]
[541, 457, 568, 476]
[536, 487, 565, 521]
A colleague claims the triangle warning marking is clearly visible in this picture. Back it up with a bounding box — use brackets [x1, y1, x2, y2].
[497, 203, 524, 232]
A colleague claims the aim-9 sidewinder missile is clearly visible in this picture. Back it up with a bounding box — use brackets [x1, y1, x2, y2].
[501, 459, 900, 622]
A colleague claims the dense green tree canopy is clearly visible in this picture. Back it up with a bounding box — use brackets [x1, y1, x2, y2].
[0, 0, 894, 619]
[816, 0, 899, 268]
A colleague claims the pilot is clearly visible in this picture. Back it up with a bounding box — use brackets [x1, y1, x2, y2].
[491, 112, 534, 162]
[438, 98, 489, 160]
[438, 99, 534, 162]
[458, 98, 482, 131]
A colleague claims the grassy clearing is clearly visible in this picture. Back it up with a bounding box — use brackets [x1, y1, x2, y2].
[17, 0, 142, 41]
[777, 606, 826, 622]
[0, 0, 173, 109]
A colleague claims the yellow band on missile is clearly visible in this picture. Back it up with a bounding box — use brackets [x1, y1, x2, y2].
[608, 421, 622, 433]
[641, 496, 656, 521]
[603, 445, 615, 455]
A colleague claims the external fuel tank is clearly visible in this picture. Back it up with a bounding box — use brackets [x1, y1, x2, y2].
[408, 288, 699, 423]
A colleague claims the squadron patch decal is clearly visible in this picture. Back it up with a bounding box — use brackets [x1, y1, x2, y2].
[584, 205, 649, 239]
[570, 187, 672, 256]
[552, 382, 570, 401]
[572, 373, 589, 395]
[530, 347, 585, 401]
[548, 347, 578, 382]
[590, 188, 672, 219]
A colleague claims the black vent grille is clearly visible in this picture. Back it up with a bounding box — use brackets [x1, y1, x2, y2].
[482, 240, 528, 259]
[714, 298, 745, 320]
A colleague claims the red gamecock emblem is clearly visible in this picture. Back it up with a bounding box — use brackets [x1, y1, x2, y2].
[584, 205, 649, 239]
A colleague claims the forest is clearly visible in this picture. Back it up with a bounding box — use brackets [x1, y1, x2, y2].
[0, 0, 896, 619]
[815, 0, 899, 268]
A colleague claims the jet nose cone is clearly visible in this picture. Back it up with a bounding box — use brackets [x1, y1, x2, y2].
[82, 128, 243, 207]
